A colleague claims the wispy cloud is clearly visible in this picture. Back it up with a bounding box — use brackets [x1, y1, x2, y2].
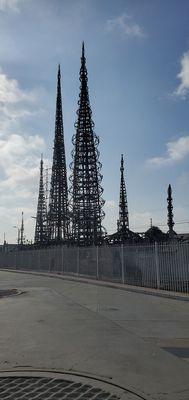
[0, 0, 25, 12]
[103, 199, 117, 234]
[147, 136, 189, 167]
[0, 68, 46, 134]
[0, 132, 47, 242]
[0, 133, 45, 194]
[0, 70, 32, 103]
[106, 13, 145, 38]
[173, 51, 189, 98]
[130, 211, 152, 231]
[0, 67, 49, 242]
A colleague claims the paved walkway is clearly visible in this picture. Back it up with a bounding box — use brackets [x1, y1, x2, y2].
[0, 270, 189, 400]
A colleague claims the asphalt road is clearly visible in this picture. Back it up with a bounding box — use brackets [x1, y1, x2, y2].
[0, 270, 189, 400]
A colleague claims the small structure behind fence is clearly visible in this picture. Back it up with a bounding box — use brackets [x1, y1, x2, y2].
[0, 242, 189, 293]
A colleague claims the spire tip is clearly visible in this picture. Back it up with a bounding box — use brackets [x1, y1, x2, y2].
[120, 154, 124, 170]
[81, 41, 86, 61]
[58, 64, 61, 79]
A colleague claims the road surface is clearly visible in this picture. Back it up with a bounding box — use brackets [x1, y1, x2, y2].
[0, 270, 189, 399]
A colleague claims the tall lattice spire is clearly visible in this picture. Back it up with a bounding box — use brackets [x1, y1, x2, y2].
[48, 65, 69, 241]
[70, 42, 105, 246]
[117, 154, 129, 232]
[34, 156, 48, 244]
[167, 184, 176, 238]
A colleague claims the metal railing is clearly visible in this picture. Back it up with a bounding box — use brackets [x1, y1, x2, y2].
[1, 242, 189, 293]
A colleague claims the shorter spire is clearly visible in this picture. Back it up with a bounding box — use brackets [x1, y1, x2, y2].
[117, 154, 129, 232]
[167, 184, 177, 239]
[108, 155, 140, 244]
[34, 156, 48, 244]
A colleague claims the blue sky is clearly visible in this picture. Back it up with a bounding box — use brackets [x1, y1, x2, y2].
[0, 0, 189, 242]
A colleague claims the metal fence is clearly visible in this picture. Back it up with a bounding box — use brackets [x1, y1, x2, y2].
[0, 242, 189, 293]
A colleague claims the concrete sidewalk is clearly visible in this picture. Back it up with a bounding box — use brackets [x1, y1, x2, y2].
[2, 267, 189, 302]
[0, 270, 189, 399]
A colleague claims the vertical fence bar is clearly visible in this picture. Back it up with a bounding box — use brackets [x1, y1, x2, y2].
[168, 243, 174, 291]
[96, 245, 99, 280]
[14, 251, 17, 269]
[183, 243, 189, 293]
[121, 244, 124, 284]
[61, 245, 64, 274]
[52, 245, 57, 273]
[185, 243, 189, 293]
[49, 248, 51, 272]
[155, 242, 160, 289]
[77, 246, 80, 276]
[37, 250, 39, 271]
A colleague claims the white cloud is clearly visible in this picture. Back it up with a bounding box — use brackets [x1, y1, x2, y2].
[106, 13, 145, 38]
[174, 51, 189, 98]
[130, 211, 152, 232]
[0, 133, 45, 191]
[0, 0, 25, 12]
[0, 71, 29, 103]
[0, 133, 48, 243]
[104, 199, 117, 234]
[0, 68, 49, 243]
[0, 69, 46, 135]
[147, 136, 189, 167]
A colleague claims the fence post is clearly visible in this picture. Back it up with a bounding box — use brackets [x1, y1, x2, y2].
[96, 245, 99, 280]
[61, 245, 64, 274]
[38, 250, 40, 271]
[155, 242, 160, 289]
[121, 244, 125, 284]
[77, 246, 80, 276]
[14, 252, 17, 269]
[48, 249, 51, 272]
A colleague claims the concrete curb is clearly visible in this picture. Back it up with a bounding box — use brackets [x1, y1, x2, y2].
[1, 267, 189, 302]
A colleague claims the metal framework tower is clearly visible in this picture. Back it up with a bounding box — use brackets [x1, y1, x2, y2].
[34, 156, 48, 244]
[70, 42, 105, 246]
[48, 65, 69, 242]
[117, 154, 129, 232]
[107, 155, 140, 244]
[167, 184, 176, 238]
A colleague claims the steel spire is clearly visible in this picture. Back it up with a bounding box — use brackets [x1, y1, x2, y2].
[167, 184, 176, 238]
[117, 154, 129, 232]
[70, 43, 105, 245]
[48, 65, 69, 242]
[34, 155, 48, 244]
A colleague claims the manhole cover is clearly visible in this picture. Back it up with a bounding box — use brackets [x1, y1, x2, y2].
[0, 371, 146, 399]
[0, 376, 120, 399]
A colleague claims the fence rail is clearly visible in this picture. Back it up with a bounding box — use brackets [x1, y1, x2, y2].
[0, 242, 189, 293]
